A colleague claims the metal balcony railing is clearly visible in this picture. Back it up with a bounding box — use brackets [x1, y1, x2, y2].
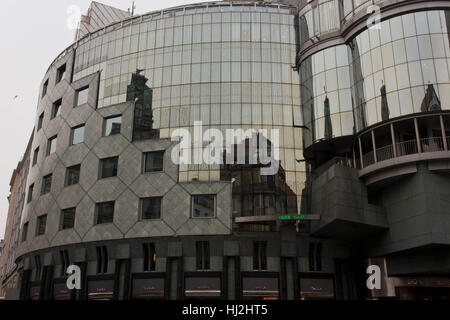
[361, 137, 449, 169]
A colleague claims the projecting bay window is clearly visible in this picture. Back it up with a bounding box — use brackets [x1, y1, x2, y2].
[253, 241, 267, 271]
[196, 241, 210, 271]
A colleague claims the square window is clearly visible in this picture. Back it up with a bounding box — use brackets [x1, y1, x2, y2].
[192, 195, 216, 218]
[61, 208, 76, 230]
[37, 113, 44, 131]
[104, 116, 122, 136]
[47, 136, 57, 156]
[51, 99, 62, 119]
[75, 87, 89, 107]
[140, 197, 162, 220]
[36, 215, 47, 236]
[27, 184, 34, 203]
[42, 80, 48, 98]
[71, 125, 85, 145]
[32, 147, 39, 166]
[21, 223, 28, 242]
[41, 174, 52, 195]
[144, 151, 164, 172]
[100, 157, 118, 179]
[65, 165, 80, 186]
[56, 64, 66, 84]
[96, 202, 115, 225]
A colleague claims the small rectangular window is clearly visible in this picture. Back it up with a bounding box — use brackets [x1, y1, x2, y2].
[37, 113, 44, 131]
[21, 223, 28, 242]
[36, 215, 47, 236]
[47, 136, 57, 156]
[196, 241, 210, 270]
[56, 64, 66, 84]
[96, 246, 108, 274]
[144, 151, 164, 173]
[60, 250, 70, 276]
[33, 147, 39, 166]
[51, 99, 62, 119]
[252, 241, 267, 271]
[61, 208, 76, 230]
[65, 165, 80, 186]
[96, 202, 115, 225]
[41, 174, 52, 195]
[192, 195, 216, 218]
[143, 243, 157, 272]
[100, 157, 118, 179]
[27, 184, 34, 203]
[140, 197, 162, 220]
[104, 116, 122, 136]
[42, 80, 48, 98]
[75, 87, 89, 107]
[71, 125, 85, 145]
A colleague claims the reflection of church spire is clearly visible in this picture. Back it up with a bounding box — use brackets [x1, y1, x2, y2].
[381, 80, 390, 121]
[421, 83, 441, 112]
[127, 69, 159, 140]
[324, 87, 333, 140]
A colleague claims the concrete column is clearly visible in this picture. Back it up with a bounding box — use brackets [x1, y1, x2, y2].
[371, 130, 377, 163]
[390, 123, 397, 158]
[440, 115, 448, 151]
[358, 137, 364, 168]
[414, 118, 422, 153]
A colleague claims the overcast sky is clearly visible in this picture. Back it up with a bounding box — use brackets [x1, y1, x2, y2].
[0, 0, 205, 239]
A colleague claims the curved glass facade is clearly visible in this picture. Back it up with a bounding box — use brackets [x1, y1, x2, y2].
[300, 9, 450, 148]
[72, 2, 306, 211]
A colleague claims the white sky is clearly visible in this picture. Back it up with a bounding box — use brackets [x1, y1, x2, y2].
[0, 0, 205, 239]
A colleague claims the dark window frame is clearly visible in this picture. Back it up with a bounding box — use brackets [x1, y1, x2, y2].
[99, 157, 119, 179]
[253, 241, 268, 271]
[191, 195, 216, 219]
[42, 79, 48, 98]
[46, 135, 57, 156]
[143, 151, 164, 173]
[32, 147, 39, 166]
[143, 243, 157, 272]
[37, 112, 44, 131]
[41, 174, 52, 195]
[27, 184, 34, 203]
[95, 201, 115, 225]
[36, 214, 47, 237]
[70, 124, 85, 146]
[103, 115, 122, 137]
[21, 222, 29, 242]
[74, 86, 89, 107]
[65, 165, 81, 187]
[51, 99, 62, 119]
[60, 207, 76, 230]
[140, 197, 163, 220]
[96, 246, 108, 274]
[195, 241, 210, 271]
[56, 64, 66, 84]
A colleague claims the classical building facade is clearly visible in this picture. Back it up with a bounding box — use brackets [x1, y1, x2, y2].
[3, 0, 450, 300]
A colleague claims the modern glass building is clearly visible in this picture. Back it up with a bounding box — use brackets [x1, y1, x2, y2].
[2, 0, 450, 300]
